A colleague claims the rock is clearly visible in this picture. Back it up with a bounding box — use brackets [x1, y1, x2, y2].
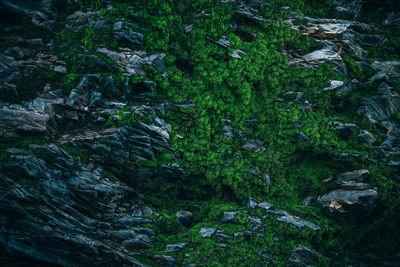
[287, 244, 324, 267]
[176, 210, 193, 227]
[199, 227, 216, 238]
[0, 101, 55, 138]
[277, 211, 321, 231]
[358, 83, 400, 123]
[0, 54, 19, 83]
[318, 188, 378, 224]
[113, 21, 144, 45]
[213, 35, 231, 48]
[122, 237, 152, 251]
[215, 230, 230, 241]
[0, 146, 149, 266]
[0, 0, 56, 27]
[247, 197, 273, 210]
[79, 54, 118, 73]
[231, 49, 246, 59]
[334, 169, 370, 184]
[297, 132, 310, 142]
[65, 74, 102, 110]
[241, 139, 266, 151]
[220, 211, 245, 224]
[357, 130, 377, 144]
[302, 197, 313, 207]
[104, 76, 117, 97]
[235, 3, 267, 23]
[163, 243, 187, 253]
[321, 80, 345, 91]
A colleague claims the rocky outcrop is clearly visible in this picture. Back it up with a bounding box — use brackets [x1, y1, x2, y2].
[319, 185, 378, 224]
[0, 145, 155, 266]
[0, 99, 56, 138]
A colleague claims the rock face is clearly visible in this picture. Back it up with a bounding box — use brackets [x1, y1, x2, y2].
[319, 187, 378, 224]
[0, 100, 56, 138]
[357, 83, 400, 123]
[0, 145, 154, 266]
[0, 0, 56, 26]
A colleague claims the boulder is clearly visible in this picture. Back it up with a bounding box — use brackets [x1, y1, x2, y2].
[318, 187, 378, 224]
[163, 243, 187, 253]
[199, 227, 216, 238]
[176, 210, 193, 227]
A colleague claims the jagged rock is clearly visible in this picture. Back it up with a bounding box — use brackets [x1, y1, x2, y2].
[319, 187, 378, 224]
[66, 74, 102, 110]
[372, 121, 400, 160]
[0, 0, 56, 28]
[78, 54, 118, 73]
[0, 54, 19, 83]
[357, 83, 400, 122]
[287, 244, 324, 267]
[113, 21, 144, 45]
[357, 130, 377, 144]
[334, 169, 370, 184]
[199, 227, 216, 238]
[235, 3, 267, 23]
[233, 230, 252, 238]
[0, 146, 151, 266]
[163, 243, 187, 253]
[104, 76, 117, 97]
[176, 210, 193, 227]
[220, 211, 245, 224]
[277, 211, 321, 231]
[97, 47, 166, 75]
[0, 99, 56, 138]
[215, 230, 230, 241]
[241, 139, 266, 151]
[247, 197, 273, 210]
[122, 236, 153, 251]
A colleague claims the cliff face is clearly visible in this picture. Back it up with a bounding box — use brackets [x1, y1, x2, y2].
[0, 0, 399, 266]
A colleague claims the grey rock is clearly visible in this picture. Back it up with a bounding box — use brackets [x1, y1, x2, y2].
[357, 83, 400, 122]
[357, 130, 377, 144]
[199, 227, 216, 238]
[220, 211, 243, 224]
[297, 132, 310, 142]
[287, 244, 324, 267]
[164, 242, 187, 253]
[247, 197, 273, 210]
[104, 76, 117, 97]
[0, 0, 56, 27]
[319, 188, 378, 224]
[113, 22, 144, 45]
[277, 211, 320, 231]
[215, 230, 230, 241]
[176, 210, 193, 227]
[0, 102, 55, 138]
[335, 169, 370, 184]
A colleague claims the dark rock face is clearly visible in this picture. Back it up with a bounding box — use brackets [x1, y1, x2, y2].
[357, 83, 400, 123]
[0, 100, 56, 138]
[318, 187, 378, 224]
[0, 145, 154, 266]
[287, 244, 324, 267]
[0, 0, 56, 25]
